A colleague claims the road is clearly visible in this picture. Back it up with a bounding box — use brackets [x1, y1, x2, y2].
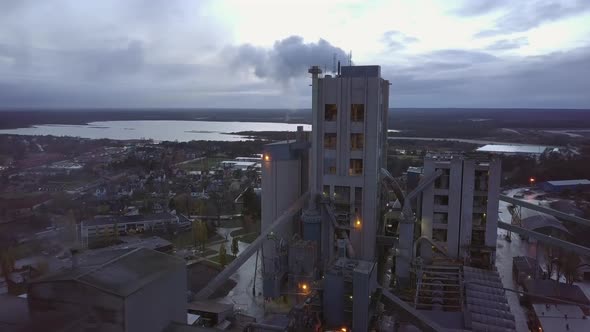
[210, 226, 265, 321]
[496, 187, 537, 332]
[496, 187, 590, 331]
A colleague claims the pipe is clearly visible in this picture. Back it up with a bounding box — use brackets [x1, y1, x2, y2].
[343, 233, 356, 258]
[413, 236, 451, 261]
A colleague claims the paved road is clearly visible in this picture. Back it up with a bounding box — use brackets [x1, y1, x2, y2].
[210, 227, 265, 321]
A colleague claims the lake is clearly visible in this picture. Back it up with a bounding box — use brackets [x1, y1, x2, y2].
[0, 120, 311, 142]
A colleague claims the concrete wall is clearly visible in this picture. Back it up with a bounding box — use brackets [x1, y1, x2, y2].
[125, 264, 186, 332]
[460, 160, 475, 255]
[485, 159, 501, 249]
[323, 271, 345, 327]
[422, 156, 502, 263]
[446, 158, 463, 258]
[353, 261, 376, 332]
[261, 144, 303, 297]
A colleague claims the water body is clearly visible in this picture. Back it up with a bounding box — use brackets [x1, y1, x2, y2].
[388, 136, 542, 146]
[0, 120, 311, 142]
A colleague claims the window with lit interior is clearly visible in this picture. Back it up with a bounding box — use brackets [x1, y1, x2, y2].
[325, 104, 337, 121]
[350, 133, 364, 150]
[349, 159, 363, 176]
[324, 158, 336, 175]
[324, 133, 337, 149]
[351, 104, 364, 122]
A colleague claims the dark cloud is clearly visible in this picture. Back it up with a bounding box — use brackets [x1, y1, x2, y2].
[384, 46, 590, 108]
[471, 1, 590, 37]
[381, 30, 419, 51]
[485, 37, 529, 50]
[227, 36, 348, 81]
[0, 43, 31, 68]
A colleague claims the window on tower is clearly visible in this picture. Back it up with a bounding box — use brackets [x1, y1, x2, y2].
[324, 158, 336, 175]
[325, 104, 337, 121]
[350, 133, 364, 150]
[349, 159, 363, 176]
[433, 229, 448, 242]
[324, 133, 337, 149]
[351, 104, 364, 122]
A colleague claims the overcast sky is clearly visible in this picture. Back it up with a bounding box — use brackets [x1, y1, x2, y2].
[1, 0, 589, 108]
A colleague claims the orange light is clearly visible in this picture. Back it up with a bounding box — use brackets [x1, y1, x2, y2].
[355, 219, 361, 227]
[301, 284, 308, 290]
[530, 177, 535, 182]
[264, 154, 270, 161]
[341, 328, 347, 332]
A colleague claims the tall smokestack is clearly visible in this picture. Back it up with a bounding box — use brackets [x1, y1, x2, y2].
[307, 65, 322, 210]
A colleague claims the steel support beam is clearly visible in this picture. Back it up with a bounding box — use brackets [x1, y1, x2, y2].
[500, 195, 590, 227]
[380, 287, 445, 332]
[498, 221, 590, 257]
[195, 192, 309, 300]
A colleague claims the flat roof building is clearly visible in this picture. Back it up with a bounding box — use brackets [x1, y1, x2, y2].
[540, 179, 590, 193]
[81, 212, 180, 246]
[27, 248, 187, 332]
[476, 144, 547, 156]
[531, 304, 590, 332]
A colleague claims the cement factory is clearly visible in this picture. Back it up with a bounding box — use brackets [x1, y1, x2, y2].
[195, 64, 590, 331]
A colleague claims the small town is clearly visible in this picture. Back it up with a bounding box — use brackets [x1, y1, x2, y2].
[2, 1, 590, 331]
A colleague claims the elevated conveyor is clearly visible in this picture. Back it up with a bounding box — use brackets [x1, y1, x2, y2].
[500, 194, 590, 227]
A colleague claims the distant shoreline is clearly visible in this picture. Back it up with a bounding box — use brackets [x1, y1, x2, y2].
[1, 109, 590, 144]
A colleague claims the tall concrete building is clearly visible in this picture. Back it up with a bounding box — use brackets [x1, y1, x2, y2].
[420, 155, 501, 266]
[261, 128, 309, 297]
[308, 65, 389, 263]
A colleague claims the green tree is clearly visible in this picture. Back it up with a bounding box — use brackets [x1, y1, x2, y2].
[231, 237, 239, 257]
[242, 187, 260, 232]
[192, 220, 199, 248]
[192, 220, 208, 251]
[563, 251, 581, 285]
[219, 244, 227, 267]
[0, 247, 15, 280]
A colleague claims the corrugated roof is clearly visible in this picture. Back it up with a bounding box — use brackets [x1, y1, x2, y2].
[521, 214, 571, 235]
[523, 279, 590, 305]
[463, 266, 516, 332]
[31, 248, 184, 297]
[546, 179, 590, 186]
[532, 304, 590, 332]
[476, 144, 547, 154]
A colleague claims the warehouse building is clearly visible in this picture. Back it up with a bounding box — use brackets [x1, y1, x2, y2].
[540, 179, 590, 193]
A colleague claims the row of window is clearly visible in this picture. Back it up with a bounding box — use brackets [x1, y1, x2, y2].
[325, 104, 365, 122]
[323, 133, 364, 150]
[324, 158, 363, 176]
[432, 212, 487, 226]
[432, 229, 485, 247]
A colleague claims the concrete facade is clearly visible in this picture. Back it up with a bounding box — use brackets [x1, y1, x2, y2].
[261, 138, 309, 297]
[310, 66, 389, 262]
[421, 155, 501, 265]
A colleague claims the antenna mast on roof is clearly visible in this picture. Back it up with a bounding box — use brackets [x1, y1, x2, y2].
[348, 51, 352, 66]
